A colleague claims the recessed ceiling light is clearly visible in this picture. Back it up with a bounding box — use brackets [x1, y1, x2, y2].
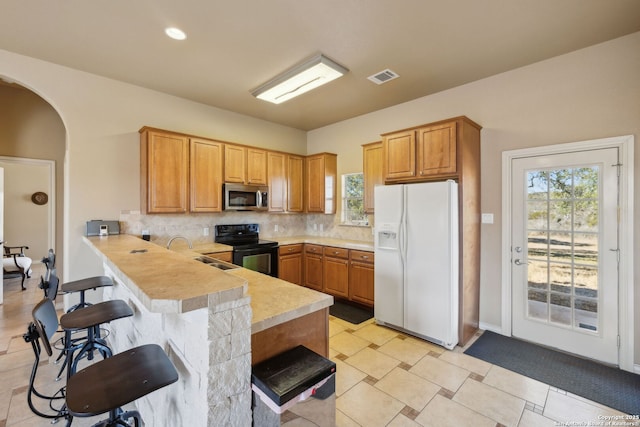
[165, 27, 187, 41]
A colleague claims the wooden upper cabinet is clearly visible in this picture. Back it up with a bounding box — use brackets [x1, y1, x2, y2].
[140, 129, 189, 213]
[190, 138, 223, 212]
[382, 118, 460, 183]
[287, 155, 304, 213]
[267, 151, 286, 212]
[247, 148, 267, 185]
[417, 122, 457, 177]
[383, 130, 416, 181]
[362, 141, 383, 214]
[268, 152, 304, 213]
[305, 153, 337, 214]
[224, 144, 246, 183]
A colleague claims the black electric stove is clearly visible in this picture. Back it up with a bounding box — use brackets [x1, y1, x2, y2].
[214, 224, 278, 277]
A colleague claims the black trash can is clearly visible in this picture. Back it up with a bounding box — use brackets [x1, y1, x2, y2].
[251, 345, 336, 426]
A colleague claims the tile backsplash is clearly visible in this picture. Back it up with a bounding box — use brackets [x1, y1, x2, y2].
[120, 211, 374, 245]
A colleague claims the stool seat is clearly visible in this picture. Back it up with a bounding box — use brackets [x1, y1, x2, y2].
[66, 344, 179, 417]
[60, 300, 132, 331]
[59, 299, 134, 378]
[61, 276, 113, 293]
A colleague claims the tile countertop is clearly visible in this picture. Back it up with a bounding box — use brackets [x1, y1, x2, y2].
[83, 235, 246, 313]
[271, 236, 374, 251]
[83, 235, 333, 333]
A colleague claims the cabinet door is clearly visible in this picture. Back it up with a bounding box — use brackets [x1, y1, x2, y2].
[305, 153, 337, 214]
[323, 256, 349, 299]
[224, 144, 246, 183]
[190, 138, 223, 212]
[279, 247, 303, 285]
[247, 148, 267, 185]
[349, 261, 374, 306]
[416, 122, 457, 177]
[142, 130, 189, 213]
[363, 141, 383, 214]
[383, 130, 416, 181]
[287, 155, 305, 213]
[304, 253, 324, 291]
[267, 151, 286, 212]
[306, 155, 325, 213]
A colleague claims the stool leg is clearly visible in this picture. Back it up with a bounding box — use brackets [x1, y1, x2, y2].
[68, 327, 112, 377]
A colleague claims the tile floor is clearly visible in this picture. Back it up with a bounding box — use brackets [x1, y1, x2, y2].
[1, 265, 631, 426]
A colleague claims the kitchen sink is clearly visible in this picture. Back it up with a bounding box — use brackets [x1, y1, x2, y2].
[194, 256, 240, 271]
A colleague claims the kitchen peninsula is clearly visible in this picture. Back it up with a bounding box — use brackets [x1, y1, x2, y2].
[83, 234, 333, 427]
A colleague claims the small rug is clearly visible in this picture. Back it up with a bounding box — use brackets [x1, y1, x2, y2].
[329, 301, 373, 325]
[464, 331, 640, 414]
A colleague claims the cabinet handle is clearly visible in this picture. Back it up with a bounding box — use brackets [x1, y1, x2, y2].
[333, 251, 339, 255]
[288, 248, 294, 252]
[361, 255, 369, 259]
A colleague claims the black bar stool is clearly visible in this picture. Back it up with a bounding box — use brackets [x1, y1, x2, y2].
[59, 299, 134, 378]
[66, 344, 179, 426]
[53, 275, 114, 373]
[62, 275, 114, 312]
[26, 298, 178, 426]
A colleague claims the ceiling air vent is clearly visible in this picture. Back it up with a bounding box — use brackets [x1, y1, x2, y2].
[367, 69, 399, 85]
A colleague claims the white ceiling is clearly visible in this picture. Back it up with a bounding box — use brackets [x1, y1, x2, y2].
[2, 1, 639, 130]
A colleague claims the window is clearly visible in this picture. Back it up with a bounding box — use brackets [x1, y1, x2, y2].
[341, 173, 367, 225]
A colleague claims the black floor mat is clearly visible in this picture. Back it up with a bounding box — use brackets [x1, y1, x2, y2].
[329, 301, 373, 325]
[465, 331, 640, 414]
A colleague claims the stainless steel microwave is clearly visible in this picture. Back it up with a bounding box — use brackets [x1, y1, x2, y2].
[223, 183, 269, 211]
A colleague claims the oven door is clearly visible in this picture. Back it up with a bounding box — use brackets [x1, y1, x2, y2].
[233, 246, 278, 277]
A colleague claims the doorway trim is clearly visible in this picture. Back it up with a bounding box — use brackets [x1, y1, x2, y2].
[0, 156, 56, 255]
[501, 135, 634, 372]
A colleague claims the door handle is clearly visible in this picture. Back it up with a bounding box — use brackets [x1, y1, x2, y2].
[514, 259, 529, 265]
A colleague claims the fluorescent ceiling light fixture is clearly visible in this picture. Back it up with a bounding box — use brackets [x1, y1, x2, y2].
[165, 27, 187, 40]
[252, 54, 348, 104]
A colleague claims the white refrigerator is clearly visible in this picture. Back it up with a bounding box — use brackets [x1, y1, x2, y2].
[374, 181, 459, 349]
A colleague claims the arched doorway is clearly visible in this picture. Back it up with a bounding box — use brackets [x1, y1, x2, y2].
[0, 78, 65, 295]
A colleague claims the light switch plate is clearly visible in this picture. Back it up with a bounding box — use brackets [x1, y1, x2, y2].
[481, 213, 494, 224]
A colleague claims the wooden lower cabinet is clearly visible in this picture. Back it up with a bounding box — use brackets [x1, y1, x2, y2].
[322, 246, 350, 299]
[205, 251, 232, 263]
[349, 250, 375, 306]
[287, 244, 375, 307]
[303, 245, 323, 291]
[278, 244, 303, 285]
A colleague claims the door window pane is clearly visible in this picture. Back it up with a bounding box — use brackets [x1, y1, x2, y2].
[525, 166, 601, 332]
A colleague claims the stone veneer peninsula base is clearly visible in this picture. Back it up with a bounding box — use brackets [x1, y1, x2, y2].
[83, 235, 332, 427]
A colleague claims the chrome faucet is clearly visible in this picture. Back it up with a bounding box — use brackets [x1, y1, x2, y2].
[166, 235, 193, 250]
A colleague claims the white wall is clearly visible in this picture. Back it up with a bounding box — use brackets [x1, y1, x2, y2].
[0, 160, 51, 259]
[308, 32, 640, 362]
[0, 50, 307, 283]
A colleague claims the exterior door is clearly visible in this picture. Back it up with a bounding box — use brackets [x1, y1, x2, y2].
[511, 148, 619, 365]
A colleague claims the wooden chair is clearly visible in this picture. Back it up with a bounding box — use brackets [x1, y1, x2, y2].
[2, 243, 33, 290]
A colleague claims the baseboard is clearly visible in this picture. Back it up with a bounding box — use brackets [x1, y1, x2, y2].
[479, 322, 504, 335]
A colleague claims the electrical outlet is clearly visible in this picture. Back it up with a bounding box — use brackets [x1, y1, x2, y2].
[203, 227, 209, 236]
[274, 224, 279, 232]
[319, 224, 324, 232]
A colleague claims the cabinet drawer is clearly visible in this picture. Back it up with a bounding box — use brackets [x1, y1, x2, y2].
[323, 246, 349, 259]
[304, 244, 323, 255]
[350, 250, 374, 264]
[279, 244, 303, 255]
